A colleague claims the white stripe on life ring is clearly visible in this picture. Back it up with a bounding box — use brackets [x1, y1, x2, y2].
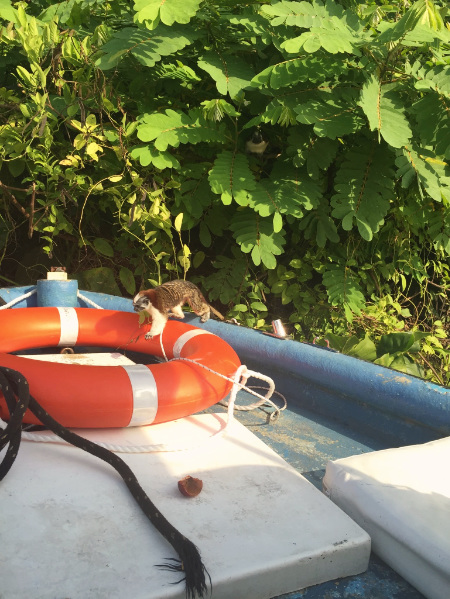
[173, 329, 212, 359]
[122, 364, 158, 426]
[57, 307, 79, 346]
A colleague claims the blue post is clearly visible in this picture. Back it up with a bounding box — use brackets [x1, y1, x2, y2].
[36, 278, 78, 307]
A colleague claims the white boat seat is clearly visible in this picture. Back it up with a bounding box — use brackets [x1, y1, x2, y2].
[323, 436, 450, 599]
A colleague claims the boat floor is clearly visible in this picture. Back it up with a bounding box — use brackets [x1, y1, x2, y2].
[211, 389, 426, 599]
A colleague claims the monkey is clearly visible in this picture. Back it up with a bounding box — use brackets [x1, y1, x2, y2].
[245, 128, 268, 156]
[133, 279, 224, 339]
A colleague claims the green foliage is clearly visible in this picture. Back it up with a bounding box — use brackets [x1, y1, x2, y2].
[0, 0, 449, 385]
[331, 143, 395, 241]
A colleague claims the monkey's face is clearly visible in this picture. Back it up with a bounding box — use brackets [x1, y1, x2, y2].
[133, 292, 151, 313]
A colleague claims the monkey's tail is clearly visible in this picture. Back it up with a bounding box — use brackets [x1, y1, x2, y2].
[210, 305, 225, 321]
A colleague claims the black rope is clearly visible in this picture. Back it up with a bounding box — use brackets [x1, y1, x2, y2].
[0, 366, 210, 599]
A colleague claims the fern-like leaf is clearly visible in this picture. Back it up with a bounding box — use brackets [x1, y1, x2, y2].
[175, 163, 215, 220]
[266, 0, 364, 55]
[248, 176, 320, 220]
[300, 200, 340, 248]
[230, 210, 286, 269]
[136, 109, 225, 151]
[359, 74, 412, 148]
[294, 94, 364, 139]
[331, 143, 394, 241]
[134, 0, 201, 28]
[412, 94, 444, 148]
[287, 129, 339, 177]
[413, 64, 450, 96]
[197, 52, 255, 98]
[411, 66, 450, 157]
[208, 151, 256, 205]
[428, 209, 450, 255]
[322, 264, 365, 321]
[282, 23, 360, 55]
[261, 1, 317, 27]
[395, 146, 443, 202]
[378, 0, 445, 44]
[153, 61, 201, 84]
[95, 27, 195, 70]
[203, 252, 248, 304]
[251, 55, 347, 89]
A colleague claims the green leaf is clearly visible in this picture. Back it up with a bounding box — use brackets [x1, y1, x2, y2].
[247, 175, 320, 220]
[130, 145, 180, 169]
[134, 0, 201, 27]
[347, 335, 377, 361]
[0, 0, 17, 22]
[193, 251, 205, 268]
[325, 333, 377, 361]
[377, 332, 421, 357]
[300, 200, 340, 248]
[271, 0, 363, 55]
[273, 211, 283, 233]
[395, 146, 443, 202]
[202, 251, 248, 304]
[7, 159, 25, 177]
[378, 0, 445, 44]
[323, 264, 365, 317]
[137, 109, 225, 151]
[287, 129, 339, 177]
[174, 212, 183, 232]
[359, 75, 412, 148]
[199, 222, 212, 247]
[85, 141, 102, 161]
[201, 99, 240, 122]
[95, 27, 195, 70]
[428, 209, 450, 255]
[283, 26, 358, 55]
[251, 301, 267, 312]
[261, 1, 317, 27]
[209, 151, 256, 205]
[375, 353, 424, 378]
[93, 237, 114, 257]
[294, 95, 363, 139]
[119, 266, 136, 295]
[252, 55, 347, 89]
[198, 52, 254, 98]
[331, 143, 394, 241]
[230, 210, 286, 269]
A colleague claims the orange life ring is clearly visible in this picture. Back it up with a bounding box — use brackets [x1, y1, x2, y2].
[0, 307, 241, 428]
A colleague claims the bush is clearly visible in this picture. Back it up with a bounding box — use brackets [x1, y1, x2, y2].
[0, 0, 449, 383]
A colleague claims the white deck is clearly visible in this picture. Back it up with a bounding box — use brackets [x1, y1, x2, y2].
[2, 353, 370, 598]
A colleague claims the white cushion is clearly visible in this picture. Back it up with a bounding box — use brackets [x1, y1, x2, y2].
[323, 436, 450, 599]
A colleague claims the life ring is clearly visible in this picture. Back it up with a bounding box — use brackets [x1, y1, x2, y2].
[0, 307, 241, 428]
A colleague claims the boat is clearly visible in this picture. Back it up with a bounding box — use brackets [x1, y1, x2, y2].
[1, 274, 449, 599]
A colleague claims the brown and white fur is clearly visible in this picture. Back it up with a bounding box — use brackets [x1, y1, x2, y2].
[133, 279, 224, 339]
